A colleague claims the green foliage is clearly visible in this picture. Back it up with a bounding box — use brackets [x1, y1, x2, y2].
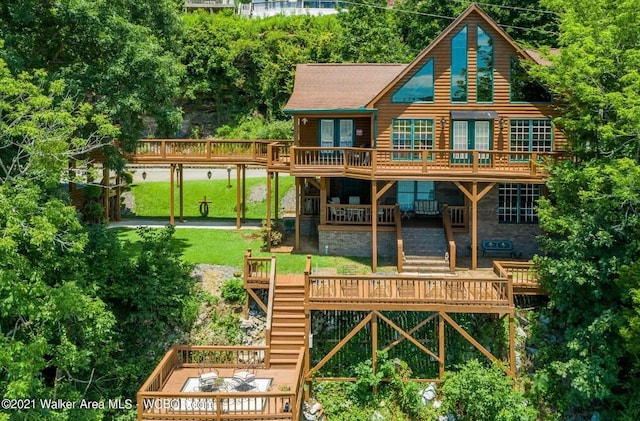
[536, 0, 640, 159]
[84, 225, 199, 396]
[0, 0, 184, 147]
[531, 158, 640, 416]
[315, 353, 436, 420]
[0, 182, 117, 419]
[440, 360, 537, 421]
[216, 116, 293, 140]
[220, 278, 246, 303]
[337, 0, 411, 63]
[0, 59, 118, 186]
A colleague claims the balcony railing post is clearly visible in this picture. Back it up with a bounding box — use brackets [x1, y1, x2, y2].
[530, 152, 538, 175]
[472, 150, 479, 173]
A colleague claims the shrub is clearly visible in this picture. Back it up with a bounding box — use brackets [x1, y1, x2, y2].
[221, 278, 246, 303]
[440, 359, 537, 421]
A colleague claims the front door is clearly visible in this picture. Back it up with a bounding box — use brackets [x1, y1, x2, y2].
[451, 120, 491, 164]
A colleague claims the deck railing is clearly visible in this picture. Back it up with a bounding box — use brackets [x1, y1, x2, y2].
[244, 249, 273, 288]
[306, 274, 513, 309]
[185, 0, 235, 8]
[447, 205, 467, 230]
[326, 204, 396, 225]
[493, 261, 541, 292]
[285, 147, 560, 178]
[137, 345, 281, 421]
[128, 140, 560, 181]
[128, 139, 292, 164]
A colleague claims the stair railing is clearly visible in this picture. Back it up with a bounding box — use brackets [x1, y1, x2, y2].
[264, 254, 277, 369]
[442, 204, 457, 274]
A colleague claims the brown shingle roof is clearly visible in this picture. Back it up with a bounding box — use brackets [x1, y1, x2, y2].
[284, 63, 406, 112]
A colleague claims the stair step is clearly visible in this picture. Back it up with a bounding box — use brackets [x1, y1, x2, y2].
[272, 322, 305, 329]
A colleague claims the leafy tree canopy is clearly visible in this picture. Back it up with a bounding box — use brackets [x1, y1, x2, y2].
[537, 0, 640, 160]
[0, 0, 185, 149]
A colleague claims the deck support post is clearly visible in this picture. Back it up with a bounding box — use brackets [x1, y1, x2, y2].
[320, 177, 327, 225]
[454, 181, 495, 270]
[274, 172, 279, 222]
[169, 164, 175, 225]
[439, 313, 445, 378]
[266, 171, 272, 251]
[371, 182, 378, 272]
[295, 178, 301, 250]
[102, 167, 110, 222]
[509, 314, 516, 375]
[178, 164, 184, 223]
[242, 165, 247, 221]
[372, 312, 378, 393]
[236, 164, 241, 229]
[471, 182, 477, 269]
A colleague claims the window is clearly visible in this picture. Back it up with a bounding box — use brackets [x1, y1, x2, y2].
[451, 120, 491, 163]
[391, 119, 434, 160]
[510, 57, 552, 102]
[451, 27, 468, 102]
[498, 183, 542, 224]
[476, 26, 493, 103]
[392, 58, 434, 103]
[398, 181, 435, 211]
[320, 119, 354, 150]
[509, 119, 552, 161]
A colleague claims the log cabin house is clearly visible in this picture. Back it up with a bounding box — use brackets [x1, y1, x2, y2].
[282, 3, 564, 272]
[135, 5, 557, 419]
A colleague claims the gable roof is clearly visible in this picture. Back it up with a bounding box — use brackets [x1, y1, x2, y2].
[367, 3, 537, 107]
[284, 64, 406, 112]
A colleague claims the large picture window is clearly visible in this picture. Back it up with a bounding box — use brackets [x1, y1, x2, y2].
[392, 58, 435, 103]
[391, 119, 434, 160]
[451, 27, 468, 102]
[498, 183, 541, 224]
[510, 57, 552, 102]
[509, 119, 552, 161]
[398, 181, 435, 211]
[476, 26, 493, 103]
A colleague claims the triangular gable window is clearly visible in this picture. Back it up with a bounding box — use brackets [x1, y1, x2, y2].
[392, 58, 434, 103]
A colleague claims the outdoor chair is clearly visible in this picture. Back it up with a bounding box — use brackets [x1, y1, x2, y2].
[198, 367, 220, 391]
[231, 367, 256, 391]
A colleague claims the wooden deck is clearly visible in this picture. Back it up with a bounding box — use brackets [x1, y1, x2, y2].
[306, 274, 514, 313]
[127, 139, 561, 183]
[137, 345, 305, 421]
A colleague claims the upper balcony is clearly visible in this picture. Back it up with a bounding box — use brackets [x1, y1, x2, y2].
[127, 139, 563, 183]
[185, 0, 235, 12]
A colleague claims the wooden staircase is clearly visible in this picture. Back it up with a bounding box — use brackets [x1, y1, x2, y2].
[268, 274, 306, 369]
[402, 227, 450, 274]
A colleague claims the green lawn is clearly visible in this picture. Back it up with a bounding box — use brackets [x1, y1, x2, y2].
[128, 176, 294, 219]
[114, 227, 389, 274]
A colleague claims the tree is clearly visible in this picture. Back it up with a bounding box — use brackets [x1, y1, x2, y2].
[525, 1, 640, 417]
[0, 58, 121, 420]
[536, 0, 640, 159]
[440, 360, 537, 421]
[337, 0, 411, 63]
[532, 159, 640, 417]
[0, 0, 184, 148]
[0, 57, 118, 187]
[394, 0, 558, 54]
